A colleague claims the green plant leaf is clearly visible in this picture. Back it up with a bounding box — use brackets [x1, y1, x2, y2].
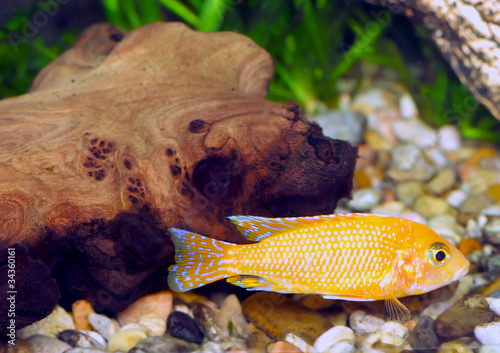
[199, 0, 233, 32]
[157, 0, 201, 27]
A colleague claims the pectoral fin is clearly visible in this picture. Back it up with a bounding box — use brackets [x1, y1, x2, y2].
[384, 296, 411, 321]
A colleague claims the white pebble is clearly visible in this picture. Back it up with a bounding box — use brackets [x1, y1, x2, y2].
[285, 333, 319, 353]
[79, 330, 107, 351]
[379, 321, 408, 346]
[349, 310, 384, 334]
[107, 329, 148, 352]
[139, 313, 166, 336]
[120, 323, 152, 335]
[438, 125, 461, 151]
[475, 322, 500, 345]
[201, 341, 224, 353]
[88, 313, 120, 340]
[481, 205, 500, 217]
[420, 301, 453, 319]
[425, 147, 449, 168]
[399, 93, 418, 120]
[322, 340, 355, 353]
[393, 119, 437, 148]
[466, 219, 483, 239]
[489, 298, 500, 316]
[481, 345, 500, 353]
[400, 211, 427, 225]
[478, 214, 488, 228]
[348, 188, 383, 211]
[314, 326, 355, 352]
[173, 304, 192, 316]
[445, 189, 468, 208]
[18, 305, 75, 339]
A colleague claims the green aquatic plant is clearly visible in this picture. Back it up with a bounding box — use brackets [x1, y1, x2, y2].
[101, 0, 233, 31]
[0, 3, 77, 98]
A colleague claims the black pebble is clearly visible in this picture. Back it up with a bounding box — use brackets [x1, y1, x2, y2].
[167, 311, 204, 344]
[57, 329, 81, 347]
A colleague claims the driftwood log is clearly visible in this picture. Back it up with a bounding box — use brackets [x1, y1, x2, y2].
[364, 0, 500, 121]
[0, 22, 357, 330]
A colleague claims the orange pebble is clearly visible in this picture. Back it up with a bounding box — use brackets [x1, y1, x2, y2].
[458, 163, 475, 182]
[382, 188, 396, 203]
[117, 290, 173, 325]
[171, 291, 209, 304]
[72, 300, 95, 331]
[487, 185, 500, 202]
[269, 341, 304, 353]
[299, 294, 335, 310]
[465, 148, 498, 166]
[458, 238, 482, 256]
[482, 277, 500, 297]
[356, 144, 377, 170]
[403, 318, 418, 331]
[354, 170, 372, 189]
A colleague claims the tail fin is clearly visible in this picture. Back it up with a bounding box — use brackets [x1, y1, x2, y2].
[167, 228, 234, 292]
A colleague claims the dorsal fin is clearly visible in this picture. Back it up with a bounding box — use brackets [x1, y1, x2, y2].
[228, 213, 373, 242]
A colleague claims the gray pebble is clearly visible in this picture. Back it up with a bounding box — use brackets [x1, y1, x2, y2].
[63, 349, 107, 353]
[27, 334, 71, 353]
[413, 195, 453, 219]
[426, 168, 456, 195]
[193, 303, 228, 342]
[459, 194, 492, 214]
[408, 315, 438, 352]
[434, 295, 495, 337]
[57, 330, 106, 351]
[420, 301, 453, 319]
[485, 254, 500, 279]
[427, 214, 464, 246]
[395, 181, 424, 206]
[466, 218, 483, 239]
[218, 294, 248, 339]
[311, 110, 366, 145]
[388, 144, 435, 182]
[485, 219, 500, 245]
[466, 169, 500, 194]
[129, 334, 199, 353]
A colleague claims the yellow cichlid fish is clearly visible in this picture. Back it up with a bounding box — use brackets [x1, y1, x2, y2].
[167, 213, 469, 319]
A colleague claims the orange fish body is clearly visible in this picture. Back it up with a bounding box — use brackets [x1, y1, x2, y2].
[168, 213, 469, 319]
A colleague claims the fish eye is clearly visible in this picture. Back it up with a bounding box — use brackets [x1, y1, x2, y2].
[428, 242, 450, 267]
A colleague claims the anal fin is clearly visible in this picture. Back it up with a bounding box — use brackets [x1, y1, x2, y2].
[226, 275, 294, 293]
